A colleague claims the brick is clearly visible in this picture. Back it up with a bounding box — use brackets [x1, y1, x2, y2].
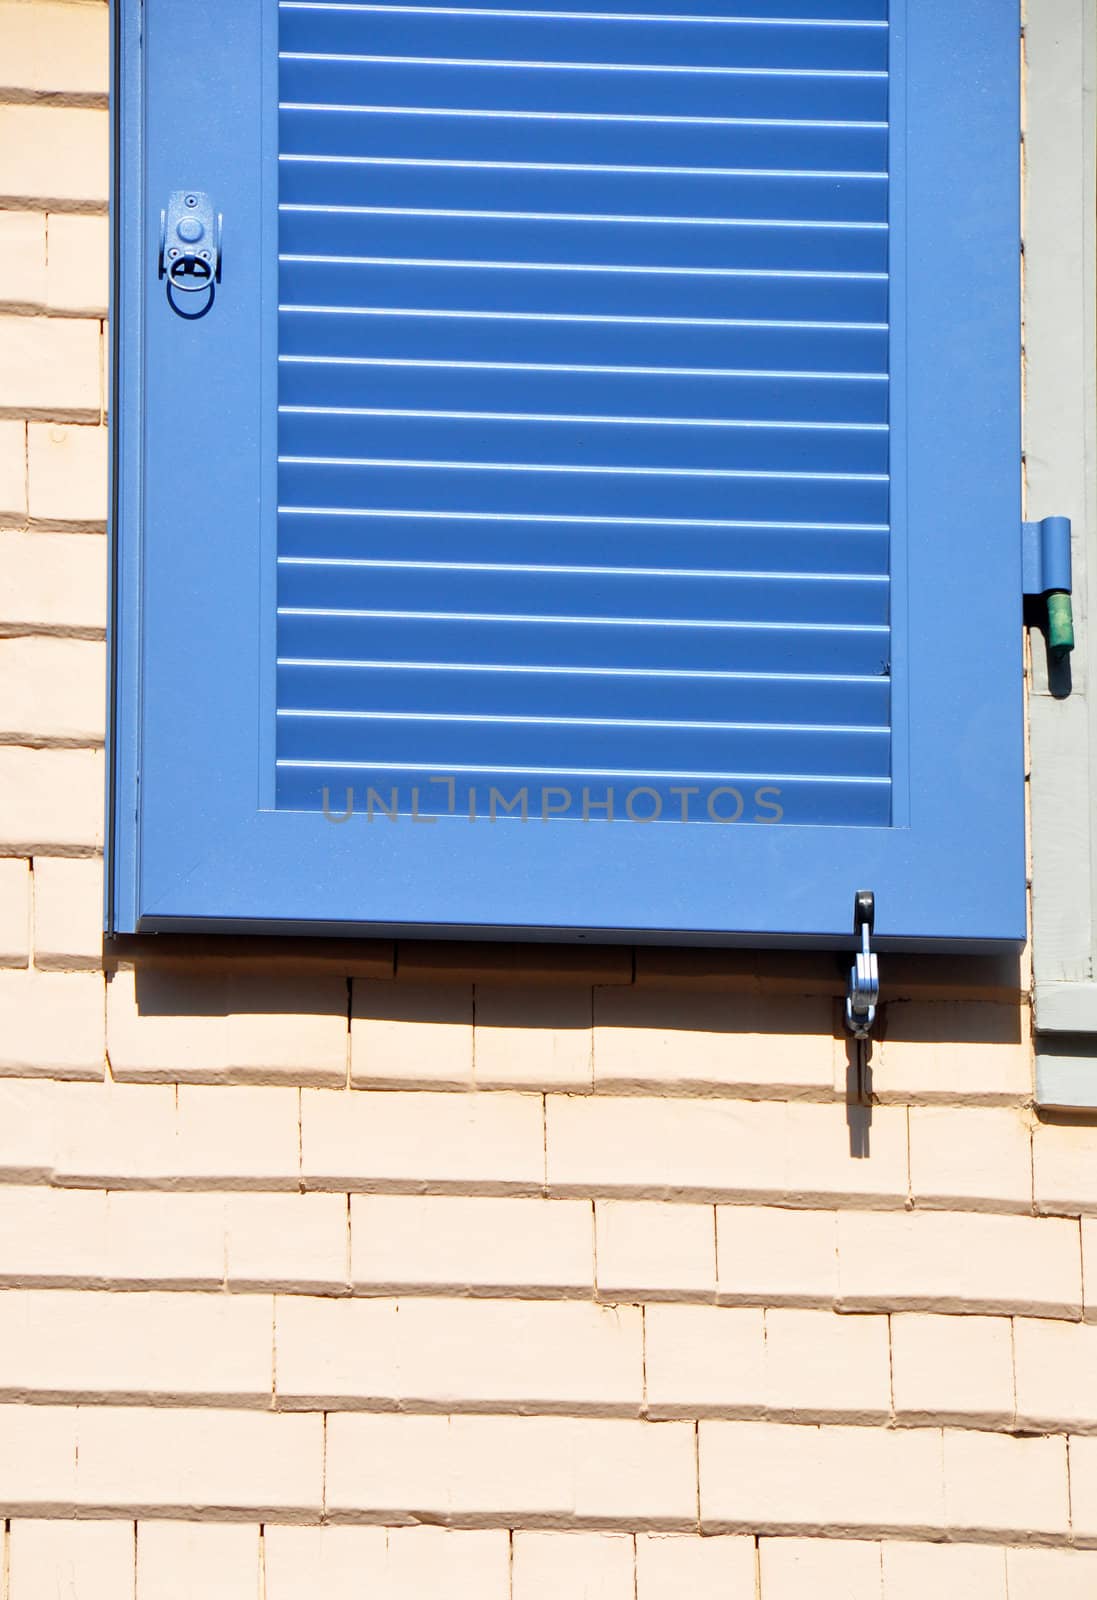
[0, 528, 107, 634]
[52, 1080, 301, 1192]
[0, 745, 103, 852]
[27, 423, 107, 524]
[0, 1186, 226, 1288]
[350, 978, 472, 1087]
[106, 1191, 227, 1286]
[644, 1304, 765, 1418]
[764, 1309, 891, 1423]
[0, 1404, 78, 1511]
[0, 635, 105, 743]
[1083, 1219, 1097, 1319]
[476, 983, 593, 1090]
[302, 1087, 544, 1192]
[882, 1541, 1008, 1599]
[0, 855, 31, 963]
[0, 2, 109, 98]
[397, 939, 631, 987]
[137, 1525, 260, 1600]
[594, 988, 835, 1096]
[0, 418, 26, 517]
[0, 967, 103, 1077]
[51, 1078, 175, 1183]
[76, 1407, 323, 1515]
[187, 1081, 302, 1184]
[0, 315, 100, 417]
[635, 1533, 756, 1597]
[547, 1097, 908, 1205]
[633, 947, 822, 993]
[0, 106, 108, 209]
[32, 853, 102, 966]
[871, 1001, 1030, 1104]
[47, 213, 109, 314]
[759, 1539, 882, 1599]
[1034, 1120, 1097, 1214]
[1014, 1317, 1097, 1429]
[226, 1191, 348, 1292]
[351, 1193, 592, 1295]
[0, 1186, 113, 1284]
[700, 1421, 945, 1535]
[513, 1533, 635, 1598]
[595, 1199, 715, 1300]
[107, 965, 347, 1085]
[890, 1313, 1014, 1426]
[275, 1296, 642, 1412]
[908, 1105, 1032, 1211]
[1006, 1548, 1097, 1599]
[885, 950, 1030, 1006]
[325, 1414, 697, 1524]
[836, 1210, 1081, 1317]
[384, 1526, 511, 1594]
[716, 1206, 838, 1307]
[0, 1077, 59, 1178]
[0, 1289, 272, 1404]
[941, 1428, 1068, 1537]
[9, 1519, 134, 1598]
[157, 1083, 302, 1186]
[265, 1526, 510, 1600]
[265, 1527, 388, 1600]
[0, 214, 45, 311]
[1064, 1436, 1097, 1538]
[108, 936, 392, 982]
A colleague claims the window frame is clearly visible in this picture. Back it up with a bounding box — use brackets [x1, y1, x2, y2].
[1027, 0, 1097, 1102]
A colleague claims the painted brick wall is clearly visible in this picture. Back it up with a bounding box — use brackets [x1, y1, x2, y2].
[0, 2, 1095, 1595]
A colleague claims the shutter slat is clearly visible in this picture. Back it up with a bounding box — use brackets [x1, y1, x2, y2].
[276, 0, 892, 822]
[279, 361, 888, 426]
[277, 661, 890, 726]
[279, 411, 888, 475]
[277, 612, 890, 677]
[277, 514, 890, 574]
[277, 560, 889, 624]
[280, 162, 888, 224]
[281, 1, 889, 20]
[275, 764, 891, 827]
[280, 210, 888, 274]
[279, 58, 886, 121]
[277, 461, 887, 524]
[277, 309, 887, 372]
[280, 10, 888, 71]
[279, 261, 888, 325]
[279, 107, 888, 171]
[276, 710, 889, 778]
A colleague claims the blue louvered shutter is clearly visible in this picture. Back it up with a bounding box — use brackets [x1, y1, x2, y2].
[111, 0, 1024, 946]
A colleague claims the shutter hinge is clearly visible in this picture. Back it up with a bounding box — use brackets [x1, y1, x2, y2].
[844, 890, 879, 1041]
[1023, 516, 1074, 658]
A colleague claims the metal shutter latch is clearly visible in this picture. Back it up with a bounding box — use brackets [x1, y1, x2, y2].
[845, 891, 879, 1041]
[158, 190, 222, 298]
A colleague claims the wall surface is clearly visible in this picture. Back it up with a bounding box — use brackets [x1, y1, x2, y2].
[1, 1, 1097, 1595]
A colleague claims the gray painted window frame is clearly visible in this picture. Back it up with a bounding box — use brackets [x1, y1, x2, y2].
[1027, 0, 1097, 1106]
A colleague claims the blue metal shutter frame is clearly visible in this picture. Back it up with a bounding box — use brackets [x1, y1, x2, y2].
[110, 0, 1025, 948]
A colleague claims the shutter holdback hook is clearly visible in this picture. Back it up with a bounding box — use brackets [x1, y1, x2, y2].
[158, 190, 222, 298]
[844, 890, 879, 1041]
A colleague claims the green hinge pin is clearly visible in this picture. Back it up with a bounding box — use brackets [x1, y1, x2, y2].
[1047, 591, 1075, 659]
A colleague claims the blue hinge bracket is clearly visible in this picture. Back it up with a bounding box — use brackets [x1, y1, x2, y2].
[1023, 516, 1074, 658]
